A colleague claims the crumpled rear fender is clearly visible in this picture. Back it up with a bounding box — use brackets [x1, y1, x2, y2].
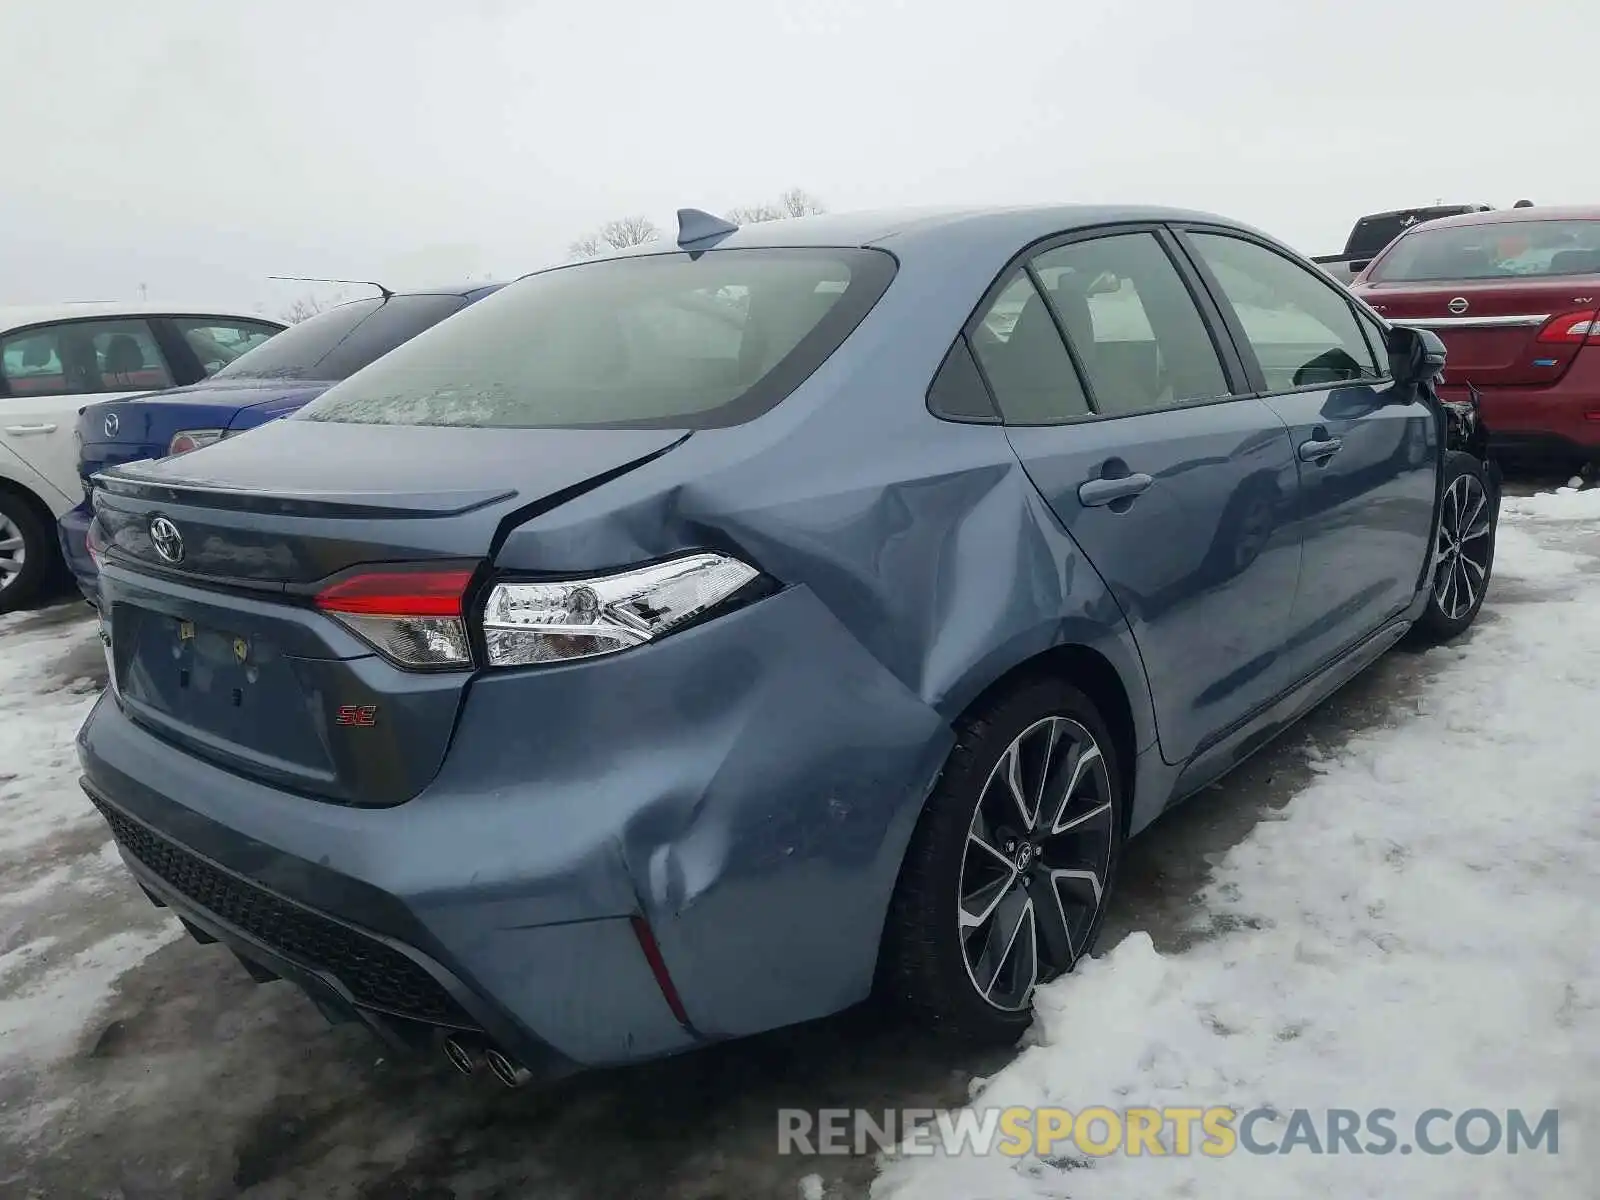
[478, 396, 1161, 1037]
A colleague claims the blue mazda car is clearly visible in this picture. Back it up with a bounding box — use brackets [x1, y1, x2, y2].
[62, 282, 504, 600]
[77, 206, 1496, 1087]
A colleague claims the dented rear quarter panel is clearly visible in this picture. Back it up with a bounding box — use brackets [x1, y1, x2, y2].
[470, 231, 1162, 1037]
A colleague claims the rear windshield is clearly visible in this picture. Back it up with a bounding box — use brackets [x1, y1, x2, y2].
[1346, 208, 1478, 260]
[296, 248, 896, 429]
[215, 294, 468, 382]
[1369, 219, 1600, 283]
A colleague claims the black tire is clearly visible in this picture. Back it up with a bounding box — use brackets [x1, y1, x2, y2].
[1408, 451, 1498, 645]
[879, 677, 1125, 1043]
[0, 489, 54, 615]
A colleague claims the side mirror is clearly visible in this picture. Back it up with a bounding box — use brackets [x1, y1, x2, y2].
[1386, 325, 1447, 403]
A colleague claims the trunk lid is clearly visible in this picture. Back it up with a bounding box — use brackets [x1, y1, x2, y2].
[1356, 277, 1600, 387]
[93, 418, 689, 805]
[76, 381, 331, 496]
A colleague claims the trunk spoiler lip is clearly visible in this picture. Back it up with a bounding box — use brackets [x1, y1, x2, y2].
[89, 470, 520, 519]
[90, 430, 696, 521]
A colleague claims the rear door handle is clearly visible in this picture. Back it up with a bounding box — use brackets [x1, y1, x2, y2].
[4, 423, 57, 435]
[1298, 436, 1343, 463]
[1078, 472, 1154, 507]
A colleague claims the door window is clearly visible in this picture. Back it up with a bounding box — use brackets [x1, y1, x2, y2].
[0, 330, 66, 396]
[1031, 233, 1231, 415]
[969, 272, 1091, 424]
[0, 319, 172, 397]
[170, 317, 281, 375]
[1187, 232, 1382, 391]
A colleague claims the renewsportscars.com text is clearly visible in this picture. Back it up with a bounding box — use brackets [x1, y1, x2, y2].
[778, 1106, 1560, 1158]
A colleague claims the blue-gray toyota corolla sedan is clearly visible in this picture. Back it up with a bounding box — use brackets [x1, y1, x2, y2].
[77, 205, 1498, 1086]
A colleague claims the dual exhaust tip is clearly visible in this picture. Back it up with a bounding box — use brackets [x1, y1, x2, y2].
[443, 1034, 531, 1088]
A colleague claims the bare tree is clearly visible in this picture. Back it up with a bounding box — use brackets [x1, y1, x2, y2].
[725, 189, 828, 225]
[601, 215, 660, 248]
[282, 295, 326, 324]
[779, 187, 826, 218]
[726, 201, 784, 225]
[569, 215, 662, 259]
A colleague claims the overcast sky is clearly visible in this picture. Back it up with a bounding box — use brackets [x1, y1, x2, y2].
[2, 0, 1592, 319]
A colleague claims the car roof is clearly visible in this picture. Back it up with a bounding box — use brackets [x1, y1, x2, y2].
[585, 204, 1262, 262]
[1356, 204, 1489, 220]
[1403, 205, 1600, 232]
[410, 281, 506, 298]
[0, 301, 283, 336]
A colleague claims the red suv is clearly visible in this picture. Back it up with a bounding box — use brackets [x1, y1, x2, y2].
[1353, 206, 1600, 463]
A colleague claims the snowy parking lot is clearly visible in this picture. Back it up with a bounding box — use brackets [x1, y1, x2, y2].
[2, 482, 1596, 1199]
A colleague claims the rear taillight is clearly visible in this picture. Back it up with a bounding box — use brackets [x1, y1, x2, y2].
[85, 521, 106, 569]
[480, 553, 762, 667]
[168, 429, 224, 456]
[1535, 309, 1600, 345]
[314, 567, 475, 670]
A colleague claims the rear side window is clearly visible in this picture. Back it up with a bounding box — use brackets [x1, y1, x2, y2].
[1032, 233, 1230, 415]
[170, 317, 282, 375]
[215, 295, 467, 383]
[300, 250, 894, 429]
[969, 272, 1090, 424]
[927, 337, 997, 422]
[1368, 219, 1600, 282]
[1187, 232, 1381, 391]
[0, 318, 172, 396]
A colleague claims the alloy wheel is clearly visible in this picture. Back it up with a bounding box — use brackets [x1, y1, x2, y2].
[1432, 472, 1492, 620]
[0, 514, 26, 593]
[957, 716, 1115, 1012]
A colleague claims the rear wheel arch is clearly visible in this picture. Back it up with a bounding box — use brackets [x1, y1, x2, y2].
[943, 642, 1140, 836]
[0, 476, 62, 611]
[0, 475, 57, 526]
[876, 647, 1134, 1037]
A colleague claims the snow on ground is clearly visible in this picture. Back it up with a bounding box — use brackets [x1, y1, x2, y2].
[0, 609, 180, 1118]
[874, 491, 1600, 1197]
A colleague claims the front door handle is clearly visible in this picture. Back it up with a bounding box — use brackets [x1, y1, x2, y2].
[1078, 472, 1154, 508]
[1298, 436, 1343, 463]
[4, 423, 57, 435]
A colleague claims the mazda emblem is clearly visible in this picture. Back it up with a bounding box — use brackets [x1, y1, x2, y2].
[103, 411, 119, 438]
[1448, 297, 1469, 314]
[148, 516, 184, 564]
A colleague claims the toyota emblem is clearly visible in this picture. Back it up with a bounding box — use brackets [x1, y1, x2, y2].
[148, 516, 184, 564]
[1448, 297, 1469, 315]
[103, 411, 119, 438]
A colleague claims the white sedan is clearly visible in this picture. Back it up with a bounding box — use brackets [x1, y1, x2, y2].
[0, 302, 283, 611]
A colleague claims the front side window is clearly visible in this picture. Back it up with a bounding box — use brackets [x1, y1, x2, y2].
[0, 318, 171, 397]
[171, 317, 282, 375]
[1187, 232, 1381, 391]
[969, 272, 1090, 424]
[299, 250, 895, 429]
[1367, 218, 1600, 282]
[1032, 232, 1230, 416]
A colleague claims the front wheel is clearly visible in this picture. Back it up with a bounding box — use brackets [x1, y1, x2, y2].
[879, 678, 1124, 1043]
[1408, 451, 1498, 645]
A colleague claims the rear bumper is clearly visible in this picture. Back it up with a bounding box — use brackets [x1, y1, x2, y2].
[1443, 346, 1600, 455]
[56, 503, 99, 602]
[76, 585, 952, 1070]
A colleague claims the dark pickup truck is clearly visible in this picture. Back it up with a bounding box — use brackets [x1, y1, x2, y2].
[1313, 204, 1496, 284]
